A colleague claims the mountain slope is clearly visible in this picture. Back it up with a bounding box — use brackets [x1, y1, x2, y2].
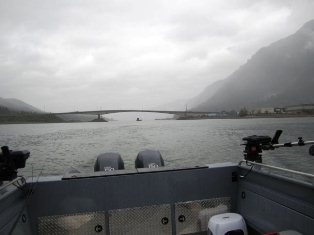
[188, 80, 225, 108]
[193, 20, 314, 111]
[0, 97, 42, 113]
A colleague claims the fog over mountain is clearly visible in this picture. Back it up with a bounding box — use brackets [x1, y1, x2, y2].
[0, 97, 42, 113]
[192, 19, 314, 112]
[1, 1, 314, 112]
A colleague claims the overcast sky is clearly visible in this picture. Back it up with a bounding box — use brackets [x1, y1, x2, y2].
[0, 0, 314, 112]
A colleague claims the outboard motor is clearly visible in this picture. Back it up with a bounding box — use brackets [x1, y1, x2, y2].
[94, 153, 124, 172]
[135, 150, 164, 168]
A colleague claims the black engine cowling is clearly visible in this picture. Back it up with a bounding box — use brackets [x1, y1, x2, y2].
[94, 153, 125, 172]
[135, 150, 164, 168]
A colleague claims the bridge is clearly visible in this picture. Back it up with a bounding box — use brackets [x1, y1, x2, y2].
[54, 109, 210, 121]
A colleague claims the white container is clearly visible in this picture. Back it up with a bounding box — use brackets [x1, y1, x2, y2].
[208, 213, 248, 235]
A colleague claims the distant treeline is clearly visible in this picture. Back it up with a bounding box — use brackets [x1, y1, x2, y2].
[0, 106, 63, 123]
[0, 106, 14, 114]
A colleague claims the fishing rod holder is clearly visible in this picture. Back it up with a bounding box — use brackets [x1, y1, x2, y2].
[0, 146, 30, 182]
[242, 130, 314, 162]
[242, 135, 271, 162]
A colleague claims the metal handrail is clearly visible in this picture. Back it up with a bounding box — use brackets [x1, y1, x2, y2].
[238, 160, 314, 179]
[0, 176, 26, 192]
[272, 140, 314, 148]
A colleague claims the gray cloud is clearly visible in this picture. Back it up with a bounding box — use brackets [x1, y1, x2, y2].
[0, 0, 314, 112]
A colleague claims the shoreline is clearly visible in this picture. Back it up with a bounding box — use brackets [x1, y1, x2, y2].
[174, 114, 314, 120]
[1, 114, 313, 124]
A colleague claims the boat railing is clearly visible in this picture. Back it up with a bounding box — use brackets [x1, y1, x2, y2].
[0, 176, 26, 194]
[238, 160, 314, 185]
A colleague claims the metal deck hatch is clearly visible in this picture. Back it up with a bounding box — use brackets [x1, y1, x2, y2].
[108, 204, 172, 235]
[37, 198, 231, 235]
[175, 197, 231, 234]
[38, 211, 106, 235]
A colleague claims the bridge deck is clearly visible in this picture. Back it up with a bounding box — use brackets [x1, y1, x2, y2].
[54, 110, 210, 115]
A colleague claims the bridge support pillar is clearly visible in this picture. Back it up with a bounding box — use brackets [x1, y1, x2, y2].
[91, 113, 107, 122]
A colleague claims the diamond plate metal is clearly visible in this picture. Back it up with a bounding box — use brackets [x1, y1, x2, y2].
[175, 197, 231, 235]
[38, 211, 106, 235]
[109, 204, 172, 235]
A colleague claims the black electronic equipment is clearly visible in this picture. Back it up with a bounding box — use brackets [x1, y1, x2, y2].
[0, 146, 29, 181]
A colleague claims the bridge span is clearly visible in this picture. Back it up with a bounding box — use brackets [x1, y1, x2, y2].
[54, 109, 210, 120]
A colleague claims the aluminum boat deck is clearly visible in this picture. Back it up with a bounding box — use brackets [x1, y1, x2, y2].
[0, 161, 313, 235]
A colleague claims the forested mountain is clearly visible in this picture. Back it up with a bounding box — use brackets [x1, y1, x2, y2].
[0, 97, 42, 113]
[193, 20, 314, 111]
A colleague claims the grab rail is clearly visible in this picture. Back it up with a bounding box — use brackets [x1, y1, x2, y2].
[0, 176, 26, 193]
[238, 160, 314, 179]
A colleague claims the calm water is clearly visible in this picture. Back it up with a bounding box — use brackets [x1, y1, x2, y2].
[0, 117, 314, 177]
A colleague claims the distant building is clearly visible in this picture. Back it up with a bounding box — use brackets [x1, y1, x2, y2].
[274, 107, 284, 113]
[261, 108, 275, 114]
[207, 113, 218, 117]
[284, 104, 314, 113]
[252, 107, 275, 114]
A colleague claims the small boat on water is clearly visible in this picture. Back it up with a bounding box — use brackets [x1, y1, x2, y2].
[136, 117, 142, 121]
[0, 130, 313, 235]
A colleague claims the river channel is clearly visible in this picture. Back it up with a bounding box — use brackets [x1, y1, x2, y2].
[0, 117, 313, 177]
